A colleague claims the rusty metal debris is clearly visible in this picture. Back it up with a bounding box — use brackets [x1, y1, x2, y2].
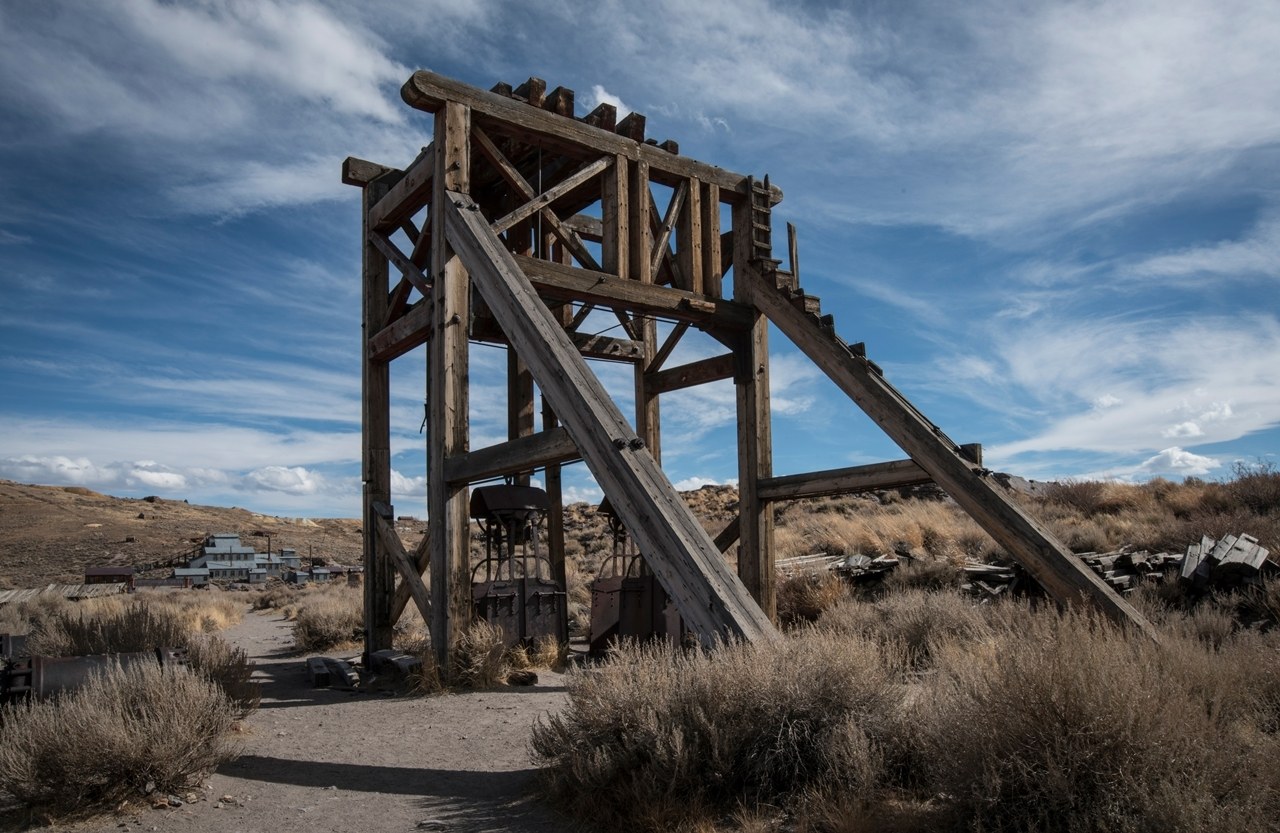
[1, 644, 188, 704]
[588, 498, 684, 654]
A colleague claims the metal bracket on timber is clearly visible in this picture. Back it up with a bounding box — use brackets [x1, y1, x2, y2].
[741, 266, 1161, 642]
[442, 190, 777, 644]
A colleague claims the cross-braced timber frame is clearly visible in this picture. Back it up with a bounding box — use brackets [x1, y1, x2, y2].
[344, 71, 1158, 674]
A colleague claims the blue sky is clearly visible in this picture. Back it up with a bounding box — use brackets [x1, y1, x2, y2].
[1, 0, 1277, 517]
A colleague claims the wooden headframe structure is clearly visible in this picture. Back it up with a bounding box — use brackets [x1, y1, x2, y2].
[344, 71, 1158, 671]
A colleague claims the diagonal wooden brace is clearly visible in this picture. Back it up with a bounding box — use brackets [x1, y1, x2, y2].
[442, 190, 777, 644]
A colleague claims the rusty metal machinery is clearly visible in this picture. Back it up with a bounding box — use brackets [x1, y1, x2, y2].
[469, 485, 568, 647]
[589, 498, 684, 654]
[1, 639, 187, 704]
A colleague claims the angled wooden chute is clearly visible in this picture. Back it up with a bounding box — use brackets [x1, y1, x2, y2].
[441, 190, 777, 644]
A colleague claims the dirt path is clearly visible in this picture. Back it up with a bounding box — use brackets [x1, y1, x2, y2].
[72, 609, 572, 833]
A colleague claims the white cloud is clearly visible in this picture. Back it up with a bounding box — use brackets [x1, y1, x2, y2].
[1138, 447, 1221, 477]
[244, 465, 324, 495]
[587, 85, 631, 119]
[1130, 214, 1280, 281]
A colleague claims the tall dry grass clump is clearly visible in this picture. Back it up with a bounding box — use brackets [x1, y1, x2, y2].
[290, 583, 363, 651]
[17, 602, 258, 716]
[530, 634, 897, 831]
[917, 609, 1280, 833]
[0, 663, 239, 820]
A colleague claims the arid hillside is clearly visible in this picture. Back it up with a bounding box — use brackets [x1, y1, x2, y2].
[0, 480, 375, 589]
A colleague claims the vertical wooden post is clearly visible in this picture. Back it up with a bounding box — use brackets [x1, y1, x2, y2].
[702, 183, 722, 298]
[544, 244, 573, 591]
[362, 178, 395, 659]
[628, 160, 661, 455]
[731, 198, 775, 618]
[428, 101, 472, 676]
[678, 176, 704, 296]
[602, 155, 629, 280]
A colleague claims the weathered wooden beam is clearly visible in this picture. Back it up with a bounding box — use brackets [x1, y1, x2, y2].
[443, 190, 776, 643]
[650, 180, 688, 280]
[571, 332, 644, 362]
[391, 528, 430, 625]
[373, 504, 431, 627]
[343, 156, 398, 187]
[428, 102, 474, 677]
[368, 231, 431, 296]
[361, 177, 395, 658]
[647, 321, 690, 373]
[702, 182, 723, 298]
[516, 254, 755, 328]
[443, 427, 580, 484]
[368, 144, 435, 232]
[758, 458, 934, 502]
[679, 178, 705, 295]
[401, 71, 781, 202]
[644, 353, 735, 395]
[744, 268, 1160, 640]
[368, 298, 433, 362]
[732, 207, 774, 618]
[564, 213, 604, 242]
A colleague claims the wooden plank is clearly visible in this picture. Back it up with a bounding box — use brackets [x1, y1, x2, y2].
[391, 529, 430, 625]
[368, 298, 433, 362]
[368, 231, 431, 296]
[343, 156, 398, 187]
[703, 182, 722, 298]
[732, 203, 774, 617]
[714, 518, 740, 553]
[743, 267, 1160, 640]
[647, 321, 690, 373]
[757, 458, 933, 502]
[602, 153, 628, 280]
[428, 102, 474, 677]
[361, 178, 395, 658]
[373, 506, 431, 626]
[678, 178, 704, 295]
[442, 190, 776, 643]
[517, 254, 754, 328]
[644, 353, 735, 395]
[368, 144, 435, 232]
[489, 155, 611, 235]
[400, 71, 780, 202]
[650, 180, 688, 280]
[571, 332, 644, 361]
[564, 213, 603, 242]
[443, 427, 580, 484]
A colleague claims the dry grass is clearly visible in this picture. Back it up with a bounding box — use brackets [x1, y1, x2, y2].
[0, 662, 240, 821]
[531, 633, 897, 832]
[776, 571, 849, 627]
[288, 583, 363, 652]
[534, 589, 1280, 832]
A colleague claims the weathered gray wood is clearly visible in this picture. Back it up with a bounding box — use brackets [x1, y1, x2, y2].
[758, 458, 934, 501]
[571, 332, 644, 361]
[368, 144, 434, 231]
[650, 180, 688, 280]
[391, 529, 430, 625]
[343, 156, 398, 187]
[679, 178, 704, 294]
[702, 182, 723, 298]
[443, 190, 776, 643]
[743, 267, 1160, 640]
[373, 505, 432, 627]
[443, 427, 580, 484]
[647, 321, 690, 373]
[368, 231, 431, 296]
[644, 353, 735, 395]
[428, 102, 474, 677]
[401, 71, 781, 202]
[368, 299, 433, 363]
[732, 199, 774, 617]
[361, 177, 395, 658]
[517, 254, 754, 328]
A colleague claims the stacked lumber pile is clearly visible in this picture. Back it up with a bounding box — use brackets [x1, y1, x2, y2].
[1180, 533, 1274, 590]
[1077, 549, 1183, 593]
[776, 552, 901, 584]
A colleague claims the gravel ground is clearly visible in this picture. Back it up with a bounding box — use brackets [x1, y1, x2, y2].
[67, 609, 573, 833]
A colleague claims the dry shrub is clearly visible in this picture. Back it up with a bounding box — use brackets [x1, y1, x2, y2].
[531, 634, 895, 831]
[882, 558, 962, 592]
[18, 602, 258, 716]
[293, 593, 363, 652]
[917, 611, 1280, 833]
[251, 583, 299, 611]
[449, 620, 509, 688]
[818, 589, 990, 672]
[143, 592, 243, 633]
[1225, 460, 1280, 516]
[776, 571, 848, 627]
[0, 662, 239, 819]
